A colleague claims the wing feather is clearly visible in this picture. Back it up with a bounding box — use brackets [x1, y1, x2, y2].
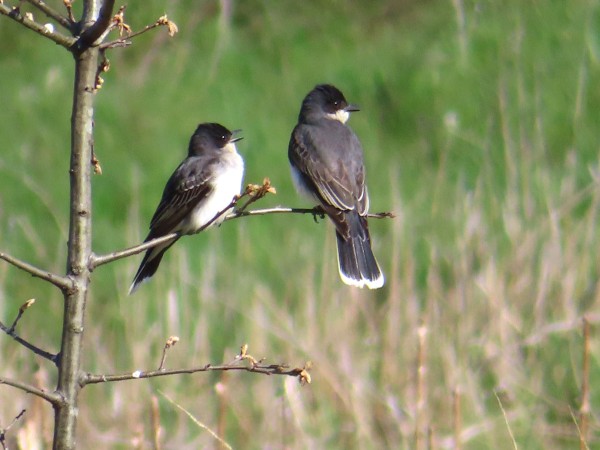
[147, 156, 217, 238]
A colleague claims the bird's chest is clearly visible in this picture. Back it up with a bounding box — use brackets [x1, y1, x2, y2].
[182, 157, 244, 232]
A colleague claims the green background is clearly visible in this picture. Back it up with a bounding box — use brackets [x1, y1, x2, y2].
[1, 0, 599, 448]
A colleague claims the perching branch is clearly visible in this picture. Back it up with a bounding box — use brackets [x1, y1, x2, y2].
[81, 343, 311, 386]
[0, 376, 62, 405]
[24, 0, 73, 30]
[0, 251, 73, 291]
[89, 179, 276, 269]
[0, 3, 76, 48]
[226, 206, 395, 221]
[89, 179, 394, 269]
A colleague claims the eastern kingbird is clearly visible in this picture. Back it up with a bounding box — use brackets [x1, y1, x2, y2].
[129, 122, 245, 294]
[288, 84, 384, 289]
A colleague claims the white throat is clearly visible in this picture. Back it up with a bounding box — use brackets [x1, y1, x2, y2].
[223, 141, 239, 154]
[326, 109, 350, 124]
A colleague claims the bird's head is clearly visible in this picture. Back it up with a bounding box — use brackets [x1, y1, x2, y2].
[188, 123, 242, 156]
[299, 84, 360, 124]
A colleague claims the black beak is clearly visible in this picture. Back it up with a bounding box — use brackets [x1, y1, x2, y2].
[345, 103, 360, 113]
[231, 129, 243, 143]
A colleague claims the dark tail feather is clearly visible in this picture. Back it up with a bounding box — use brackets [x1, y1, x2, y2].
[129, 238, 178, 295]
[335, 213, 384, 289]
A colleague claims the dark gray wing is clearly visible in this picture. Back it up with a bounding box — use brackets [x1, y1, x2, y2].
[289, 122, 369, 215]
[147, 155, 218, 238]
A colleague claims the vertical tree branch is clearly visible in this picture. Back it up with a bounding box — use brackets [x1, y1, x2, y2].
[52, 0, 111, 445]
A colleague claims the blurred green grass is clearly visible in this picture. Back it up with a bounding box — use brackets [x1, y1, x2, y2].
[1, 0, 600, 448]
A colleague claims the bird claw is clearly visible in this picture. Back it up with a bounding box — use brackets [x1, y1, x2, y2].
[312, 206, 326, 223]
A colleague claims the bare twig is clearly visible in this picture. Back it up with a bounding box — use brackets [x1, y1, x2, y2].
[89, 180, 276, 268]
[0, 3, 76, 47]
[99, 13, 178, 49]
[92, 49, 110, 91]
[0, 409, 26, 450]
[157, 336, 179, 371]
[226, 206, 394, 221]
[0, 317, 58, 364]
[0, 251, 72, 291]
[89, 178, 393, 269]
[24, 0, 72, 29]
[0, 376, 62, 405]
[8, 298, 36, 334]
[90, 231, 180, 269]
[81, 344, 311, 386]
[82, 362, 310, 385]
[63, 0, 74, 23]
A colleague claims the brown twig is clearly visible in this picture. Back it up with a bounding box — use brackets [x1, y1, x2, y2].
[0, 376, 62, 405]
[0, 409, 26, 450]
[81, 344, 311, 386]
[89, 178, 393, 269]
[63, 0, 74, 23]
[89, 179, 275, 268]
[0, 251, 72, 291]
[7, 298, 35, 334]
[99, 13, 178, 49]
[24, 0, 72, 29]
[0, 3, 76, 48]
[157, 336, 179, 371]
[226, 206, 394, 221]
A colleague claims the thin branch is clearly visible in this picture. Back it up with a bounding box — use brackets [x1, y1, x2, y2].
[24, 0, 72, 30]
[0, 408, 26, 450]
[0, 251, 72, 291]
[226, 206, 395, 221]
[89, 180, 275, 269]
[157, 336, 179, 371]
[63, 0, 75, 23]
[90, 231, 180, 269]
[7, 298, 36, 334]
[76, 0, 115, 49]
[0, 3, 76, 48]
[82, 362, 309, 385]
[90, 195, 394, 269]
[0, 376, 62, 405]
[99, 13, 178, 49]
[82, 343, 311, 386]
[0, 317, 59, 364]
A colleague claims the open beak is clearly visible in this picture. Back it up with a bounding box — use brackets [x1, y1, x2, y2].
[230, 129, 243, 143]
